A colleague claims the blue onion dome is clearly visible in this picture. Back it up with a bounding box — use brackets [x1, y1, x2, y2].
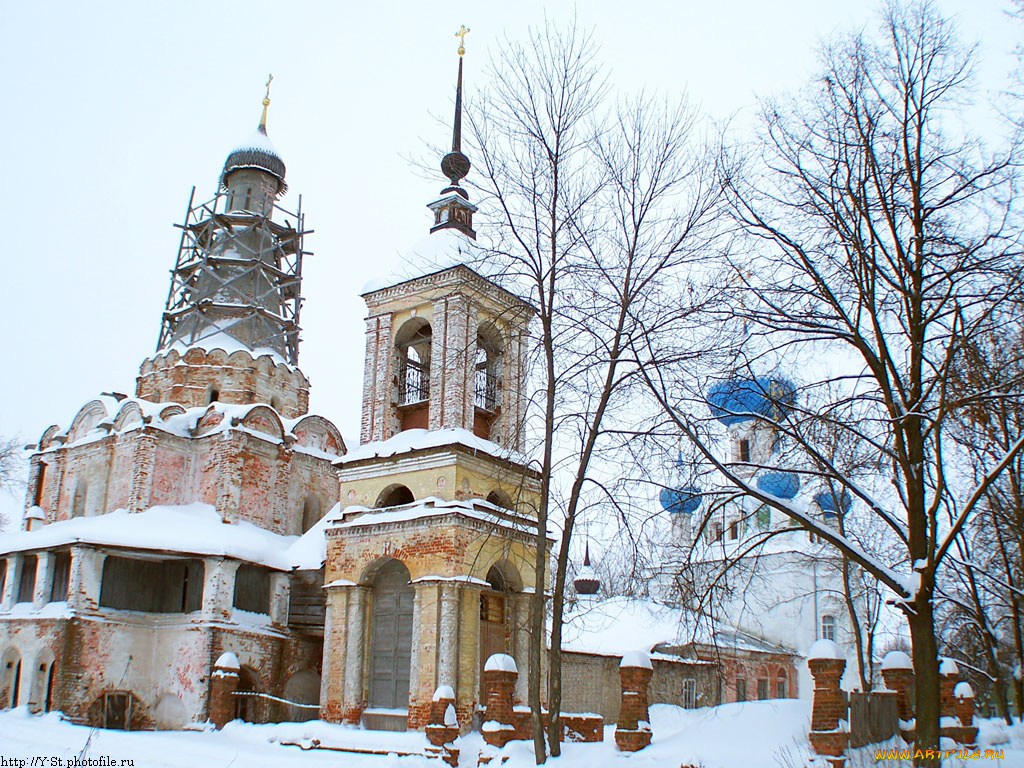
[221, 125, 287, 194]
[707, 376, 796, 425]
[814, 488, 852, 515]
[756, 471, 800, 499]
[660, 485, 702, 515]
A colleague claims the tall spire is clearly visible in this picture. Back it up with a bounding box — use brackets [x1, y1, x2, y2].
[259, 73, 273, 134]
[429, 26, 478, 239]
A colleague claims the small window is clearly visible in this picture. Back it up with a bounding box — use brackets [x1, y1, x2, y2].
[757, 679, 769, 700]
[681, 678, 697, 709]
[208, 388, 219, 404]
[33, 464, 46, 509]
[738, 439, 750, 462]
[776, 670, 788, 699]
[729, 521, 739, 540]
[17, 555, 38, 603]
[710, 523, 722, 542]
[244, 187, 252, 210]
[755, 504, 771, 530]
[821, 614, 836, 641]
[50, 552, 71, 603]
[233, 564, 271, 615]
[735, 678, 747, 702]
[0, 559, 6, 598]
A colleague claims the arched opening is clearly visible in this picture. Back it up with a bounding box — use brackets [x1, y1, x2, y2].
[474, 324, 503, 439]
[30, 650, 55, 713]
[208, 387, 220, 405]
[283, 670, 321, 722]
[17, 555, 37, 604]
[1, 648, 21, 708]
[375, 484, 414, 509]
[301, 495, 321, 533]
[775, 668, 788, 699]
[72, 479, 88, 517]
[368, 560, 413, 710]
[486, 489, 514, 510]
[395, 319, 431, 431]
[234, 665, 259, 723]
[479, 562, 521, 701]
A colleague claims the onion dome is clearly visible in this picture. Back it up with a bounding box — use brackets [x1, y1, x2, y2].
[220, 76, 287, 195]
[573, 542, 601, 596]
[707, 375, 796, 426]
[814, 488, 852, 516]
[756, 471, 800, 500]
[659, 485, 702, 515]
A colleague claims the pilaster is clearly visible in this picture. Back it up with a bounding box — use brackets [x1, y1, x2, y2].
[32, 552, 54, 609]
[0, 556, 18, 610]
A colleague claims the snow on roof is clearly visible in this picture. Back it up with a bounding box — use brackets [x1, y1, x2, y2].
[229, 128, 282, 159]
[286, 502, 343, 570]
[214, 652, 241, 671]
[620, 650, 653, 670]
[0, 503, 297, 569]
[432, 685, 455, 701]
[361, 229, 482, 294]
[331, 496, 541, 540]
[561, 596, 694, 656]
[954, 681, 974, 699]
[807, 639, 843, 660]
[166, 331, 288, 367]
[338, 427, 528, 467]
[940, 657, 960, 676]
[881, 650, 912, 670]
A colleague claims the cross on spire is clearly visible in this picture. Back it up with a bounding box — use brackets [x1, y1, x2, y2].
[455, 25, 470, 56]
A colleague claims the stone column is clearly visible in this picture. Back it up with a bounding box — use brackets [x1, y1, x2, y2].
[268, 572, 290, 627]
[437, 583, 459, 690]
[512, 594, 531, 704]
[201, 558, 239, 622]
[615, 652, 653, 752]
[807, 643, 848, 766]
[343, 586, 368, 724]
[482, 654, 519, 748]
[66, 546, 105, 613]
[1, 556, 18, 611]
[408, 582, 429, 728]
[32, 552, 54, 609]
[209, 652, 241, 729]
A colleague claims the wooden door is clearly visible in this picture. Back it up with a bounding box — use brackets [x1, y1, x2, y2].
[369, 560, 414, 709]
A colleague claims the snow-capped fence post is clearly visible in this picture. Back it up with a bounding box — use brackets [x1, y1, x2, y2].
[614, 650, 653, 752]
[807, 640, 848, 767]
[938, 657, 959, 719]
[209, 652, 240, 730]
[425, 685, 460, 767]
[880, 650, 914, 723]
[481, 654, 518, 748]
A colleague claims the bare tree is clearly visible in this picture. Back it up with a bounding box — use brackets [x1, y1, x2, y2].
[639, 2, 1022, 764]
[0, 435, 25, 531]
[467, 21, 719, 761]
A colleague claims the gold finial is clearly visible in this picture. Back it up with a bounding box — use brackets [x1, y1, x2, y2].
[455, 25, 470, 56]
[259, 74, 273, 132]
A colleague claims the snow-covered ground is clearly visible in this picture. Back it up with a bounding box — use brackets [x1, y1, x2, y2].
[0, 701, 1020, 768]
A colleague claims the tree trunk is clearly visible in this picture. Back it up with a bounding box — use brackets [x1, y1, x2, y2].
[907, 591, 941, 768]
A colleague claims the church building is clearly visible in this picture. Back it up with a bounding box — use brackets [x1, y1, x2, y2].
[0, 41, 544, 734]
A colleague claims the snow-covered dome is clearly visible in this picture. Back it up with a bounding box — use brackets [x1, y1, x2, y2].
[939, 657, 960, 676]
[756, 471, 800, 499]
[707, 375, 796, 426]
[881, 650, 912, 670]
[221, 126, 287, 193]
[659, 486, 702, 515]
[807, 639, 843, 660]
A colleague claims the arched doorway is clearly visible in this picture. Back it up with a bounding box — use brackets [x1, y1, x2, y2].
[479, 564, 519, 701]
[368, 560, 414, 710]
[234, 665, 259, 723]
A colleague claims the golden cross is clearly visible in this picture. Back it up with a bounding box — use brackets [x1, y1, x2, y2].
[264, 73, 274, 105]
[455, 25, 470, 56]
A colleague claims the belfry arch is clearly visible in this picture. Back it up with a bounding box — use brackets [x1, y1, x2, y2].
[395, 318, 432, 432]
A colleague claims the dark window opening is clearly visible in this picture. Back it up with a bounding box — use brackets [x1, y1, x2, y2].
[50, 552, 71, 603]
[0, 559, 6, 599]
[729, 521, 739, 540]
[17, 556, 37, 603]
[757, 679, 769, 700]
[486, 490, 513, 510]
[736, 678, 747, 702]
[233, 564, 271, 615]
[244, 187, 252, 210]
[682, 678, 696, 709]
[474, 330, 503, 412]
[301, 496, 321, 534]
[33, 464, 46, 508]
[99, 557, 203, 613]
[776, 671, 787, 699]
[208, 388, 220, 404]
[375, 485, 414, 509]
[103, 691, 131, 730]
[12, 660, 21, 707]
[396, 322, 432, 406]
[738, 439, 750, 462]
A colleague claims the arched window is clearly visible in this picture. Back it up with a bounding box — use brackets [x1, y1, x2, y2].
[475, 326, 503, 411]
[396, 320, 431, 406]
[375, 484, 414, 509]
[775, 669, 788, 698]
[486, 489, 514, 510]
[820, 614, 836, 641]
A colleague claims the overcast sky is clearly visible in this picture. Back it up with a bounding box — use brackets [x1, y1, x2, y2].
[0, 0, 1018, 520]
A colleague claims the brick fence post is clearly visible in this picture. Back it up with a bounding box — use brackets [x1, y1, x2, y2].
[615, 650, 653, 752]
[938, 657, 959, 718]
[481, 654, 518, 748]
[425, 685, 460, 767]
[209, 652, 240, 730]
[807, 640, 848, 768]
[880, 650, 914, 722]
